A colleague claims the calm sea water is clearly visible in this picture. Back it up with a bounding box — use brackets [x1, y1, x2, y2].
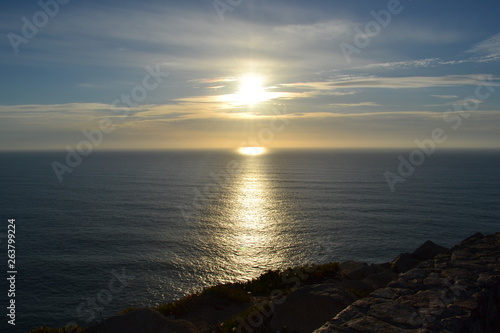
[0, 149, 499, 332]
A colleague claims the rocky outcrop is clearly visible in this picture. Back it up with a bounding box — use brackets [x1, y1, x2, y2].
[411, 240, 447, 261]
[391, 252, 421, 273]
[83, 308, 197, 333]
[314, 232, 500, 333]
[391, 240, 448, 273]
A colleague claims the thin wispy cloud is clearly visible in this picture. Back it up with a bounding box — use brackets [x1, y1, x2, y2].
[468, 33, 500, 58]
[425, 98, 485, 108]
[357, 58, 441, 70]
[275, 20, 353, 40]
[328, 102, 379, 107]
[283, 75, 500, 91]
[431, 95, 459, 99]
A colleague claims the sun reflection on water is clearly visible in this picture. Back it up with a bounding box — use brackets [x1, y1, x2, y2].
[238, 147, 266, 155]
[229, 163, 276, 269]
[185, 152, 307, 287]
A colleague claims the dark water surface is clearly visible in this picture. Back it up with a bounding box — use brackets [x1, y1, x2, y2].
[0, 149, 498, 331]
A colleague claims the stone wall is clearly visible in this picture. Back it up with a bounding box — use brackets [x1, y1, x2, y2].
[314, 232, 500, 333]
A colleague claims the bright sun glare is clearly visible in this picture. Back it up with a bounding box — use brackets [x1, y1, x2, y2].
[234, 75, 268, 106]
[239, 147, 266, 155]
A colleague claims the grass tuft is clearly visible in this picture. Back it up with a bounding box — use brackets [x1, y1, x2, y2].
[218, 302, 272, 333]
[241, 262, 340, 295]
[155, 284, 251, 316]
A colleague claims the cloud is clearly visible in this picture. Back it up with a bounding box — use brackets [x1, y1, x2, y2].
[189, 77, 237, 84]
[1, 101, 499, 150]
[1, 2, 499, 150]
[275, 20, 353, 40]
[383, 25, 463, 44]
[357, 58, 441, 70]
[425, 98, 485, 108]
[281, 81, 360, 91]
[468, 33, 500, 58]
[431, 95, 459, 99]
[0, 103, 199, 126]
[0, 103, 111, 118]
[350, 33, 500, 71]
[281, 75, 500, 93]
[328, 102, 379, 107]
[324, 75, 500, 89]
[0, 4, 356, 78]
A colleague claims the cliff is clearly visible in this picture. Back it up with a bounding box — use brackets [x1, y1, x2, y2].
[32, 232, 500, 333]
[315, 232, 500, 333]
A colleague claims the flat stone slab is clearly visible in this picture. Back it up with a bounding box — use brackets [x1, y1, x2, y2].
[314, 232, 500, 333]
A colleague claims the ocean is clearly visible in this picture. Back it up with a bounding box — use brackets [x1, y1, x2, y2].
[0, 149, 499, 332]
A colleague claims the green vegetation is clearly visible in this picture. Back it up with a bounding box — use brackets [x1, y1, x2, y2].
[218, 302, 272, 333]
[202, 284, 251, 303]
[218, 262, 340, 332]
[155, 284, 251, 316]
[155, 262, 340, 317]
[243, 269, 284, 294]
[32, 262, 341, 332]
[155, 292, 202, 317]
[242, 262, 340, 295]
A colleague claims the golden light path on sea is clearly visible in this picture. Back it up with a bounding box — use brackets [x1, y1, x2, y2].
[227, 155, 282, 277]
[173, 151, 309, 291]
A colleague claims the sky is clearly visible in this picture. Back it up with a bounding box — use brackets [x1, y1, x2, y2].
[1, 0, 499, 150]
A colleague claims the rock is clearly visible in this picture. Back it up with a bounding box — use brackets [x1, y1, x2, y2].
[391, 253, 419, 273]
[270, 283, 358, 333]
[391, 241, 448, 275]
[411, 240, 448, 261]
[83, 308, 197, 333]
[338, 314, 403, 332]
[362, 271, 398, 290]
[338, 279, 374, 298]
[457, 232, 484, 247]
[371, 288, 398, 299]
[339, 261, 370, 280]
[369, 263, 393, 273]
[400, 268, 429, 281]
[314, 232, 500, 333]
[366, 300, 416, 326]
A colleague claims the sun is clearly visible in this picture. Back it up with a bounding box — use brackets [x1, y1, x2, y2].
[234, 75, 268, 106]
[219, 74, 281, 107]
[238, 147, 266, 155]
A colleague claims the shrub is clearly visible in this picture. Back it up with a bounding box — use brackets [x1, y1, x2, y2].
[201, 284, 251, 303]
